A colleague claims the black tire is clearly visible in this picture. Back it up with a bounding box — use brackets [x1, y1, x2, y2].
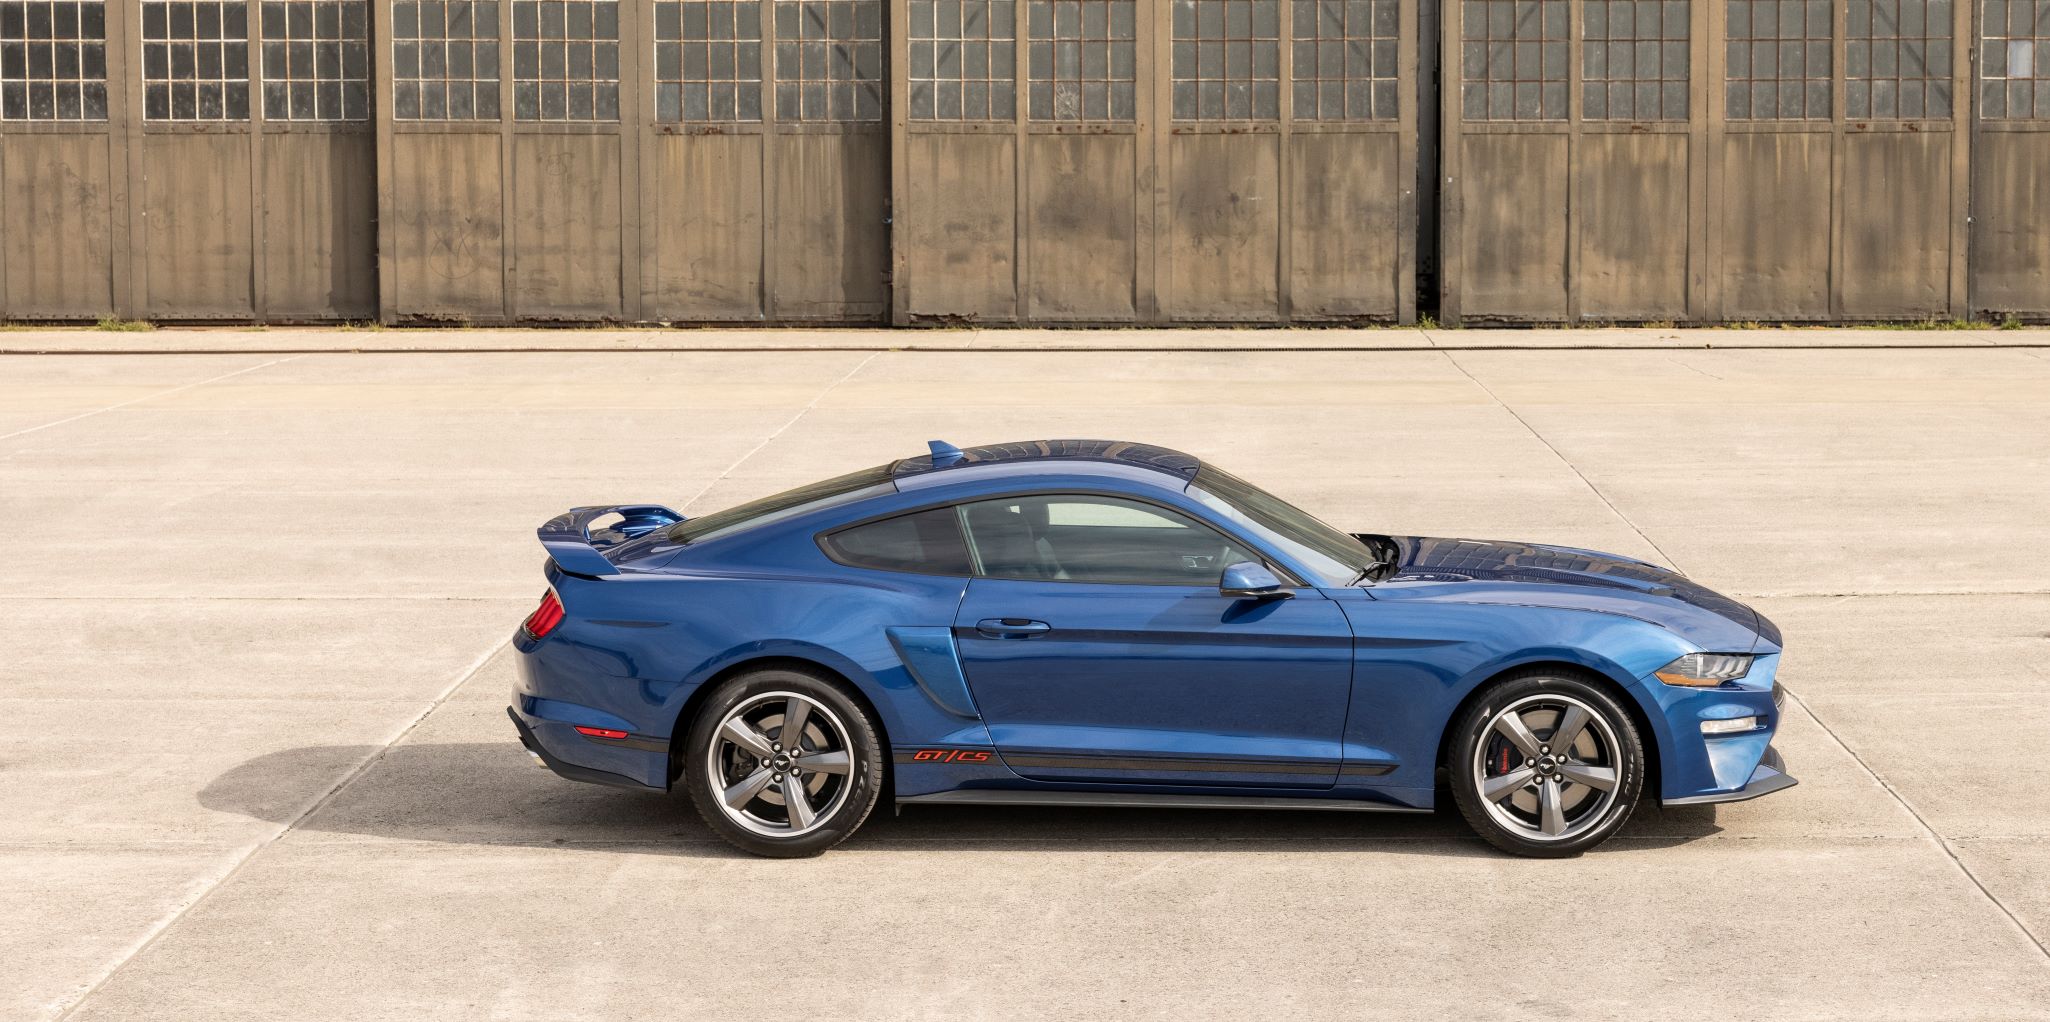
[1447, 669, 1644, 858]
[683, 666, 886, 858]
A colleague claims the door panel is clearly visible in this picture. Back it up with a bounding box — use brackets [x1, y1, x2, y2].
[953, 578, 1354, 788]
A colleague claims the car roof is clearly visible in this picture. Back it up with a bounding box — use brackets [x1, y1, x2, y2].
[889, 439, 1202, 481]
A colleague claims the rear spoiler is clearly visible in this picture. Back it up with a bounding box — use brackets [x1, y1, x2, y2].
[537, 505, 685, 577]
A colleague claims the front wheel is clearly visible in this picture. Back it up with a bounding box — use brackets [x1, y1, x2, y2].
[683, 668, 885, 858]
[1448, 671, 1645, 857]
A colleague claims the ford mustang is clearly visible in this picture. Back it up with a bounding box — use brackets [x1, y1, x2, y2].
[509, 439, 1794, 858]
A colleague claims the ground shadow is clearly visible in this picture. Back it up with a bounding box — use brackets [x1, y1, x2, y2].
[201, 742, 1725, 858]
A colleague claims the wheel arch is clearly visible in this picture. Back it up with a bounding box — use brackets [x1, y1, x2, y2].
[665, 654, 897, 791]
[1433, 659, 1663, 802]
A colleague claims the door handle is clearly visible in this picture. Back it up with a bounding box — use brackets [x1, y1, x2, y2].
[975, 618, 1051, 639]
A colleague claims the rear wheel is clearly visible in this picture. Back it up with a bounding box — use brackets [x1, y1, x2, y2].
[1448, 671, 1644, 857]
[683, 667, 885, 858]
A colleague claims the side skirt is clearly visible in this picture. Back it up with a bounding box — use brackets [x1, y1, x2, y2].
[896, 789, 1431, 813]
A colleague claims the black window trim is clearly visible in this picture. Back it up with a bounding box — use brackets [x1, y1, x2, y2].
[815, 487, 1309, 588]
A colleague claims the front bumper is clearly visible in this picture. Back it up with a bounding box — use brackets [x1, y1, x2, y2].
[1661, 746, 1798, 806]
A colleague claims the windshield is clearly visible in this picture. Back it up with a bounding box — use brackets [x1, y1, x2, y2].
[668, 464, 895, 545]
[1188, 464, 1377, 587]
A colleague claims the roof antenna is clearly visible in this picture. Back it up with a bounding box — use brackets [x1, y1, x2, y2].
[927, 440, 965, 466]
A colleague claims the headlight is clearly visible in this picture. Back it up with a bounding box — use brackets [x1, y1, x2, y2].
[1654, 653, 1755, 687]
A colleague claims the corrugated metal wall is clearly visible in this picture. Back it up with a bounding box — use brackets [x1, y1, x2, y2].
[0, 1, 2044, 325]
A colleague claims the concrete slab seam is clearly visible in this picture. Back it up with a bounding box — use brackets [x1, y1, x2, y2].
[0, 354, 306, 444]
[675, 349, 882, 514]
[1438, 350, 1684, 571]
[1777, 684, 2050, 964]
[45, 634, 510, 1021]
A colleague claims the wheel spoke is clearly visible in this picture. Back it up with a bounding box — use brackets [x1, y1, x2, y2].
[722, 767, 775, 809]
[719, 717, 775, 759]
[1492, 711, 1543, 758]
[1482, 766, 1536, 805]
[1538, 778, 1566, 837]
[781, 697, 812, 752]
[783, 774, 816, 830]
[1558, 761, 1616, 792]
[1548, 704, 1591, 754]
[796, 749, 851, 775]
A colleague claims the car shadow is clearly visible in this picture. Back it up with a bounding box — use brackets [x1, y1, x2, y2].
[200, 742, 1726, 859]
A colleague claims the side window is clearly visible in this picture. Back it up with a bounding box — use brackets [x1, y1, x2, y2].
[959, 494, 1258, 585]
[822, 507, 973, 575]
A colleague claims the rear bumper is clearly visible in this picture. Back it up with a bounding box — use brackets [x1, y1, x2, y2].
[1661, 746, 1798, 807]
[507, 706, 665, 792]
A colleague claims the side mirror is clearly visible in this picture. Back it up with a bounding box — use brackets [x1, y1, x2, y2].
[1220, 561, 1293, 600]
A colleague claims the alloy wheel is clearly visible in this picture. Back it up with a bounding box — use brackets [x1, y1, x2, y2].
[705, 691, 856, 838]
[1473, 693, 1623, 842]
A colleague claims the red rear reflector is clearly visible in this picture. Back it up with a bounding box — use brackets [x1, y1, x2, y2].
[522, 591, 565, 638]
[573, 726, 629, 740]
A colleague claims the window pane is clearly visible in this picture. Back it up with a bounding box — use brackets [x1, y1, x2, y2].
[654, 1, 764, 122]
[394, 0, 502, 121]
[960, 494, 1256, 585]
[776, 0, 884, 121]
[1172, 0, 1280, 120]
[512, 0, 619, 120]
[140, 1, 249, 121]
[1583, 0, 1688, 120]
[1983, 0, 2047, 117]
[825, 508, 974, 575]
[1459, 0, 1568, 121]
[1029, 0, 1134, 121]
[1726, 0, 1831, 119]
[0, 1, 108, 121]
[260, 1, 370, 120]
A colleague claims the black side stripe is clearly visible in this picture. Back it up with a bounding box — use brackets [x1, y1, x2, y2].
[1000, 752, 1396, 776]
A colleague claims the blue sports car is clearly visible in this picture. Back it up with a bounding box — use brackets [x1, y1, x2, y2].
[509, 439, 1794, 858]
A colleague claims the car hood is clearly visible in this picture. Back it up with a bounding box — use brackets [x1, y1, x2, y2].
[1362, 534, 1777, 652]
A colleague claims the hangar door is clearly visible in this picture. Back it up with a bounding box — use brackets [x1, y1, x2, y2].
[375, 0, 889, 324]
[0, 0, 376, 322]
[1440, 0, 1974, 324]
[888, 0, 1420, 324]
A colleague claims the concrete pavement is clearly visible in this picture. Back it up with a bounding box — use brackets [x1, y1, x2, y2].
[3, 337, 2047, 1019]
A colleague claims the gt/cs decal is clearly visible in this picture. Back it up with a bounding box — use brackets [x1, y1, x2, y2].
[910, 749, 993, 763]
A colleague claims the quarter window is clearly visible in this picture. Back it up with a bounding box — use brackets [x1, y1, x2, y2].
[959, 494, 1258, 585]
[823, 507, 975, 575]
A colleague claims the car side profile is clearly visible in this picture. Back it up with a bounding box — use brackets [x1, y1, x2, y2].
[509, 439, 1794, 858]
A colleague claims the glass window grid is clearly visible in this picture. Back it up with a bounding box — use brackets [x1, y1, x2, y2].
[512, 0, 619, 120]
[1724, 0, 1832, 119]
[1460, 0, 1569, 121]
[1027, 0, 1134, 121]
[1980, 0, 2049, 117]
[1173, 0, 1282, 120]
[773, 0, 884, 121]
[910, 0, 1015, 120]
[260, 0, 370, 121]
[0, 1, 107, 120]
[142, 0, 251, 120]
[654, 0, 762, 121]
[1582, 0, 1689, 120]
[1291, 0, 1399, 121]
[1845, 0, 1953, 118]
[392, 0, 500, 119]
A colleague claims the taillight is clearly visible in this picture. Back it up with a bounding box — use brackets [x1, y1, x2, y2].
[522, 590, 565, 638]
